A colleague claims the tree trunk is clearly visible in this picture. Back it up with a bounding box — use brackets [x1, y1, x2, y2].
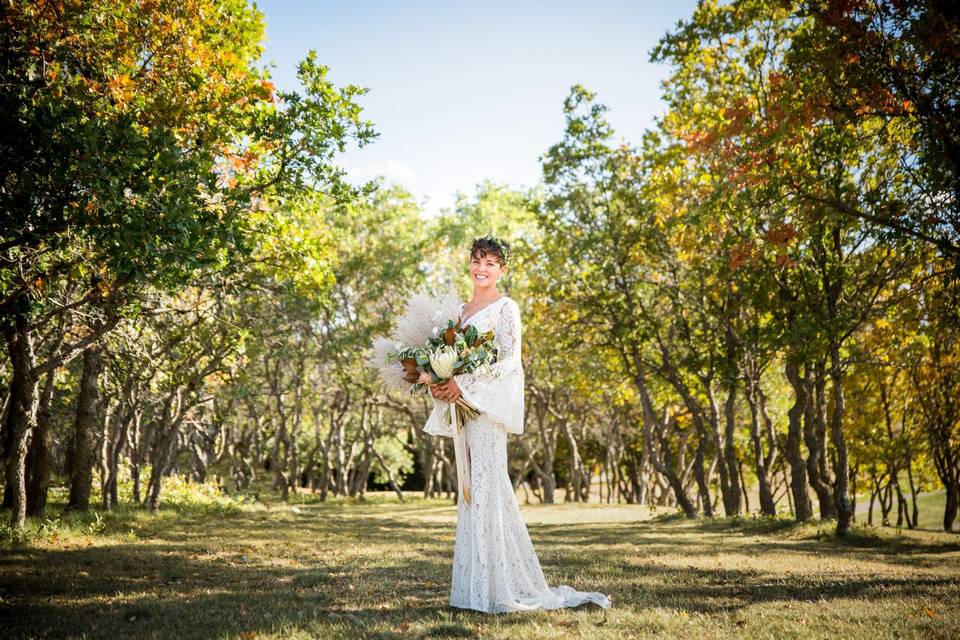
[746, 375, 776, 517]
[147, 425, 179, 513]
[632, 374, 697, 517]
[784, 359, 813, 521]
[867, 468, 879, 525]
[26, 369, 57, 517]
[130, 412, 143, 504]
[907, 463, 920, 529]
[943, 477, 959, 532]
[715, 326, 740, 516]
[672, 382, 714, 517]
[67, 344, 103, 512]
[637, 443, 651, 505]
[721, 382, 742, 516]
[4, 313, 40, 530]
[804, 362, 837, 519]
[271, 426, 291, 501]
[147, 390, 186, 513]
[624, 343, 698, 517]
[738, 460, 750, 513]
[561, 419, 587, 503]
[660, 419, 699, 518]
[828, 346, 853, 535]
[103, 407, 130, 510]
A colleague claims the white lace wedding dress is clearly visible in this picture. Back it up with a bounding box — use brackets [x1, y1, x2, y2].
[423, 296, 612, 614]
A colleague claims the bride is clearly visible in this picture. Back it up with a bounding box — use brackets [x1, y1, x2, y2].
[423, 235, 612, 614]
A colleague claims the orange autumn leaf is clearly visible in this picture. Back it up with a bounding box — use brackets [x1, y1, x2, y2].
[107, 73, 134, 105]
[443, 326, 458, 346]
[765, 223, 799, 246]
[729, 242, 754, 270]
[400, 357, 420, 383]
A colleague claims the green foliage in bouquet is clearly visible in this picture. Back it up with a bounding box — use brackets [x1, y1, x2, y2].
[388, 316, 498, 393]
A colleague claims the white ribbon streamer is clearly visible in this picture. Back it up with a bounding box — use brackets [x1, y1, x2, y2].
[451, 402, 472, 505]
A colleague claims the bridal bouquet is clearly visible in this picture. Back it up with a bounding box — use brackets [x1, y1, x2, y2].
[367, 288, 499, 426]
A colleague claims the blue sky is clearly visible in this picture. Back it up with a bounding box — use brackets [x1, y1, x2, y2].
[255, 1, 698, 216]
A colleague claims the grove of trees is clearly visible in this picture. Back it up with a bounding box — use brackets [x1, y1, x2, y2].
[2, 0, 958, 538]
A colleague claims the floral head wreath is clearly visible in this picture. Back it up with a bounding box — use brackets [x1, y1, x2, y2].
[475, 233, 511, 265]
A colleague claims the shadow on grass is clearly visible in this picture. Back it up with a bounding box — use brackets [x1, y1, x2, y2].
[526, 516, 960, 594]
[694, 516, 960, 561]
[2, 500, 959, 639]
[619, 562, 960, 614]
[0, 517, 456, 639]
[0, 507, 599, 639]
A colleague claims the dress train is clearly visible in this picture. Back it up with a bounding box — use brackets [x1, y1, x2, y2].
[449, 412, 612, 613]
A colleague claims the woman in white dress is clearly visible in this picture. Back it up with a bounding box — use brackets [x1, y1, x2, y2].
[423, 236, 612, 614]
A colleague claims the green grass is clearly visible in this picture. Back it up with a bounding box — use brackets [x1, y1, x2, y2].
[2, 494, 959, 639]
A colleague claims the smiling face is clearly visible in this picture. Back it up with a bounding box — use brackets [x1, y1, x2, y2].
[470, 249, 505, 291]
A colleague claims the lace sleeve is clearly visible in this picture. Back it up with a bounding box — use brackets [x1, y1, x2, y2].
[423, 395, 454, 438]
[453, 299, 525, 434]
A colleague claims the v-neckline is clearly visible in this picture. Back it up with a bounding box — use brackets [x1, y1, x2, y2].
[460, 296, 506, 328]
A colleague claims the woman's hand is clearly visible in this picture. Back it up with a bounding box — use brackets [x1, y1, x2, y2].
[433, 378, 462, 403]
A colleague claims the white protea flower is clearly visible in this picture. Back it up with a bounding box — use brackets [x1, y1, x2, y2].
[429, 345, 457, 379]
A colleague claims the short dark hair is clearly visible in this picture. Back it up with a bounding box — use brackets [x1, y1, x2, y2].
[470, 235, 510, 266]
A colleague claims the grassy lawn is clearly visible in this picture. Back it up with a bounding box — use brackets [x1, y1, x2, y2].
[850, 488, 948, 531]
[2, 493, 959, 639]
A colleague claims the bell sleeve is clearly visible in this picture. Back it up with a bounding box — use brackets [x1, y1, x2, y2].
[423, 396, 455, 438]
[452, 298, 525, 435]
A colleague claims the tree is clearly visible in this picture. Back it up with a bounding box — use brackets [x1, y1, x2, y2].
[536, 85, 702, 517]
[799, 0, 960, 260]
[908, 268, 960, 530]
[654, 0, 923, 534]
[0, 0, 376, 529]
